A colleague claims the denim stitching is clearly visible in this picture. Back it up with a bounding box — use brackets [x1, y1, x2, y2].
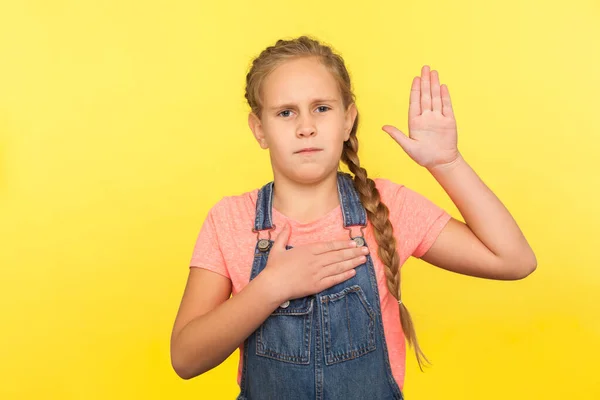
[255, 298, 314, 365]
[320, 285, 376, 365]
[364, 252, 404, 399]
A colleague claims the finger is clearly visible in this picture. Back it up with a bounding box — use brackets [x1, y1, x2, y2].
[319, 268, 357, 290]
[441, 84, 454, 118]
[420, 65, 432, 112]
[272, 222, 290, 250]
[311, 240, 357, 255]
[319, 246, 368, 266]
[409, 76, 421, 119]
[382, 125, 417, 154]
[320, 255, 367, 280]
[431, 70, 442, 113]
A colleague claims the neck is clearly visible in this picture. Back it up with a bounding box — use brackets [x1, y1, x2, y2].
[272, 169, 340, 224]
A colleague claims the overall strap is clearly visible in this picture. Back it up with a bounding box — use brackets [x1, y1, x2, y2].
[254, 181, 275, 232]
[336, 172, 367, 228]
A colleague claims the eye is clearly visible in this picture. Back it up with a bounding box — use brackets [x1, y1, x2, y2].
[316, 106, 330, 113]
[278, 110, 292, 118]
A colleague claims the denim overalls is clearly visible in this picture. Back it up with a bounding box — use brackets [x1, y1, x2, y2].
[236, 172, 404, 400]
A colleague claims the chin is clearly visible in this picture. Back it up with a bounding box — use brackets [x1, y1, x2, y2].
[285, 164, 338, 184]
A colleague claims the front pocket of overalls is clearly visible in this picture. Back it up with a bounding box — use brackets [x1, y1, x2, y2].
[255, 296, 314, 364]
[320, 285, 376, 365]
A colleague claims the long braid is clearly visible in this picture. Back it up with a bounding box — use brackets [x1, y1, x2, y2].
[341, 128, 431, 371]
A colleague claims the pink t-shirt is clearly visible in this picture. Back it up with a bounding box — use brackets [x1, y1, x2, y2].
[189, 177, 452, 391]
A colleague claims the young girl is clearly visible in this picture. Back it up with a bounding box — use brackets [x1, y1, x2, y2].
[170, 36, 537, 399]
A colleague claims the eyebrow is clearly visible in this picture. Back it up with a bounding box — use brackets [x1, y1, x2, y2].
[268, 98, 339, 111]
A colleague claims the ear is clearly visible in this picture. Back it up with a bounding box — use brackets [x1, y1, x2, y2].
[344, 103, 358, 141]
[248, 112, 268, 149]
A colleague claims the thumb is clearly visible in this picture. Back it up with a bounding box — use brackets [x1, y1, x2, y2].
[273, 222, 291, 250]
[382, 125, 417, 154]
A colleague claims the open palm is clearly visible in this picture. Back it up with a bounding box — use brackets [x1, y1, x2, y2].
[383, 65, 460, 170]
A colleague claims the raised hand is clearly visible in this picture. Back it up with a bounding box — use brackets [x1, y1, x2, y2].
[382, 65, 460, 170]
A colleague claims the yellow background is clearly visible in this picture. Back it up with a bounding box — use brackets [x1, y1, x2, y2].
[1, 0, 598, 399]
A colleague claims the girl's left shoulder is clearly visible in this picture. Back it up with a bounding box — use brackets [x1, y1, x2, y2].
[372, 177, 405, 200]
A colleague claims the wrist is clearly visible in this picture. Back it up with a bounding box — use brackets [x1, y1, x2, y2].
[427, 151, 465, 175]
[253, 269, 288, 308]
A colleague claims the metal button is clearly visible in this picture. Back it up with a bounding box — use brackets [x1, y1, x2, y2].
[352, 237, 365, 247]
[279, 300, 290, 309]
[257, 239, 271, 252]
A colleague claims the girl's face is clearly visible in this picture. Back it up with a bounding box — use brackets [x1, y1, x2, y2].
[249, 56, 357, 184]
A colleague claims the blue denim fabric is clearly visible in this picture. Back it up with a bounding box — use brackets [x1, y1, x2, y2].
[237, 172, 404, 400]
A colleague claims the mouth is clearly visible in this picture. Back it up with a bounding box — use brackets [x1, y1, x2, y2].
[294, 148, 323, 154]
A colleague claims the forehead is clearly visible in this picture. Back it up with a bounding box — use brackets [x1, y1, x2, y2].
[261, 57, 340, 105]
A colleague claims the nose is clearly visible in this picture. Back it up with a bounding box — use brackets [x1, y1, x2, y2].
[296, 114, 316, 138]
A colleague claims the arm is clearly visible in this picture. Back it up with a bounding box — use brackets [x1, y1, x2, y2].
[170, 268, 284, 380]
[420, 154, 537, 280]
[382, 65, 536, 280]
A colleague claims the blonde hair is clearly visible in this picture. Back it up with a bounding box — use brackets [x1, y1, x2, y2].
[244, 35, 431, 370]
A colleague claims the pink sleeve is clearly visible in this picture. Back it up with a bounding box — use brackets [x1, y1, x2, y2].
[377, 179, 452, 259]
[189, 200, 230, 279]
[400, 186, 452, 258]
